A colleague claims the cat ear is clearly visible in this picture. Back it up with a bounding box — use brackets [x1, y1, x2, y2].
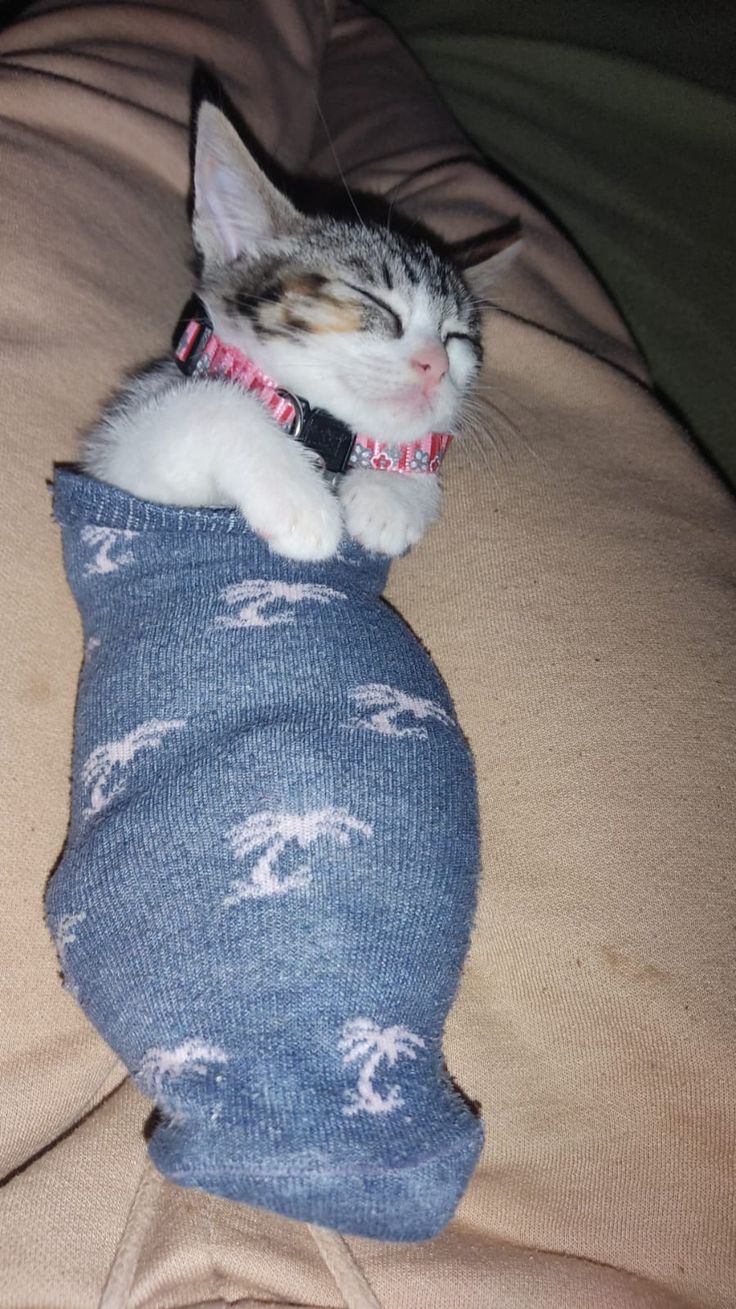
[192, 102, 302, 264]
[449, 221, 523, 300]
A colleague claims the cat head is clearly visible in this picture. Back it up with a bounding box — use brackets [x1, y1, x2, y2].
[191, 103, 492, 443]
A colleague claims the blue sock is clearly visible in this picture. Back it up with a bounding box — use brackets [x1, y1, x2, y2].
[46, 468, 483, 1242]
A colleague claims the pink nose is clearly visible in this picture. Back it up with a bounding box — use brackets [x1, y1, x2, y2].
[410, 343, 449, 391]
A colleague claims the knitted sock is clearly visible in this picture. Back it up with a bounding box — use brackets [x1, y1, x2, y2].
[46, 468, 483, 1242]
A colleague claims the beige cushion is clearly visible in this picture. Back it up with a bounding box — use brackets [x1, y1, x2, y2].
[1, 2, 733, 1306]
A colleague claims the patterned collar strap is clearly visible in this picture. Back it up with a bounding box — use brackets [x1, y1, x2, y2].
[173, 296, 453, 477]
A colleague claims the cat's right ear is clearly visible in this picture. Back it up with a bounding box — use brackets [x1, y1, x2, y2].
[192, 103, 302, 265]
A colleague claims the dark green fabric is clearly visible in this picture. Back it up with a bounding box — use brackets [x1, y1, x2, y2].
[370, 2, 736, 490]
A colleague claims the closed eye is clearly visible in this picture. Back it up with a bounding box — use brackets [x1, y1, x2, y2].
[444, 329, 481, 354]
[343, 282, 404, 336]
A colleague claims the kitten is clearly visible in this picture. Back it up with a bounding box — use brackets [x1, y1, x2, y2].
[83, 102, 484, 561]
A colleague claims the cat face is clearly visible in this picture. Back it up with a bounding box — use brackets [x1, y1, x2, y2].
[192, 105, 482, 442]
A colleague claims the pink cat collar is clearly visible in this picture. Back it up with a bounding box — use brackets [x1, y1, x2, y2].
[173, 297, 453, 477]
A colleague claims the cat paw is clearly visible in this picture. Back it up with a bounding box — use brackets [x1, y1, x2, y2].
[339, 469, 441, 557]
[245, 470, 344, 562]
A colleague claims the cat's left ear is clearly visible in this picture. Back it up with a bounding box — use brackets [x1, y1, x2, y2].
[192, 102, 303, 265]
[449, 221, 523, 300]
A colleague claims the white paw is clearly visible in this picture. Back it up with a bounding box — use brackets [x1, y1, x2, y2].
[339, 469, 441, 557]
[243, 466, 344, 562]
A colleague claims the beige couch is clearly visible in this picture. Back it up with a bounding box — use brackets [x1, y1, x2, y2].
[1, 2, 734, 1306]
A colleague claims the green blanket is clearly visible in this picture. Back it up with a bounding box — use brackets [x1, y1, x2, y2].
[370, 1, 736, 490]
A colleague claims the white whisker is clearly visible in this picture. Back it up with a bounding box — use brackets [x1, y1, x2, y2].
[311, 92, 367, 231]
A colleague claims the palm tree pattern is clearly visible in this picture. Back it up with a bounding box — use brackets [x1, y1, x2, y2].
[49, 468, 485, 1231]
[49, 910, 87, 997]
[224, 806, 373, 903]
[137, 1038, 228, 1101]
[81, 525, 138, 575]
[51, 910, 87, 966]
[81, 718, 186, 816]
[215, 579, 348, 629]
[348, 683, 454, 739]
[339, 1018, 426, 1115]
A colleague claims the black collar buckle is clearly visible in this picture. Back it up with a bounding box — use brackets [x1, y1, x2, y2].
[275, 389, 355, 476]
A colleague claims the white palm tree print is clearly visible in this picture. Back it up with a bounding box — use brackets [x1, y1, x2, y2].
[49, 910, 87, 998]
[137, 1039, 228, 1100]
[51, 910, 87, 967]
[80, 525, 138, 575]
[348, 683, 454, 739]
[215, 579, 348, 629]
[339, 1018, 425, 1116]
[81, 718, 186, 816]
[224, 806, 373, 903]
